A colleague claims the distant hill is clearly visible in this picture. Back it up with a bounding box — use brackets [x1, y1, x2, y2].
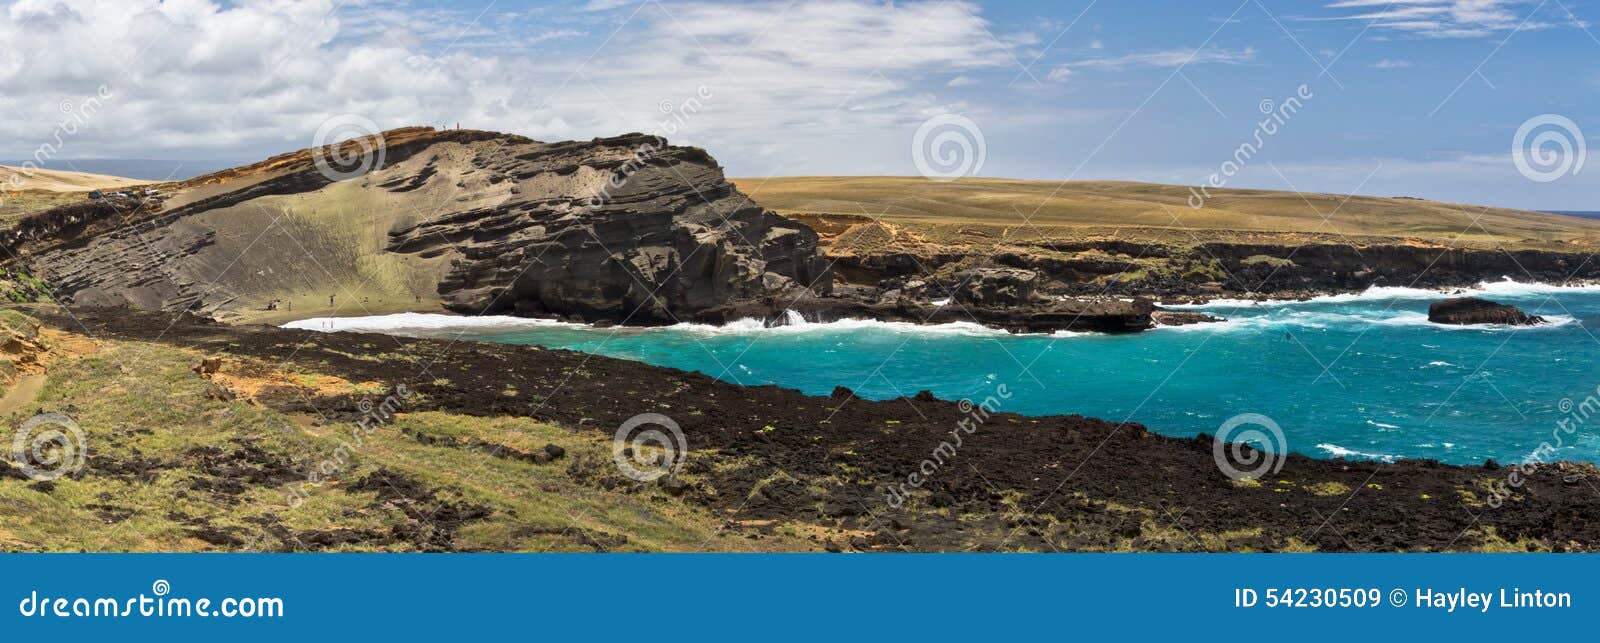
[0, 159, 238, 182]
[1546, 211, 1600, 221]
[0, 165, 141, 192]
[733, 176, 1600, 250]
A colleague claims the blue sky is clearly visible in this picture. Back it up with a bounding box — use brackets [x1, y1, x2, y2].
[0, 0, 1595, 209]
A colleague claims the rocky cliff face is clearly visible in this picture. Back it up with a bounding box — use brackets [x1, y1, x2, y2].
[821, 235, 1600, 303]
[385, 133, 831, 323]
[6, 128, 832, 324]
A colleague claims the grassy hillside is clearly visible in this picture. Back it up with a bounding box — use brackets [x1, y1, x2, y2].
[0, 307, 796, 552]
[733, 177, 1600, 250]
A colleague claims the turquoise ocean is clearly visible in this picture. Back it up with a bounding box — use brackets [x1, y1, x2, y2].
[286, 279, 1600, 466]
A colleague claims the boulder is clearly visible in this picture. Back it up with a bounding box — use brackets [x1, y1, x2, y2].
[951, 268, 1040, 307]
[1151, 309, 1224, 327]
[1427, 297, 1545, 326]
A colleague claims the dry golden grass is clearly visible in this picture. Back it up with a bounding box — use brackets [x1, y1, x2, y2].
[0, 167, 144, 223]
[734, 176, 1600, 250]
[0, 165, 142, 193]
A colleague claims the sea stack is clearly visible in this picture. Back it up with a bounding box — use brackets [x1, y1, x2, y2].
[1427, 297, 1545, 326]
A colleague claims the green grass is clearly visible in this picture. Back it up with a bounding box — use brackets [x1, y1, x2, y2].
[0, 332, 802, 552]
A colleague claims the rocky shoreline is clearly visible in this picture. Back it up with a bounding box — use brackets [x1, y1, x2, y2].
[35, 306, 1600, 552]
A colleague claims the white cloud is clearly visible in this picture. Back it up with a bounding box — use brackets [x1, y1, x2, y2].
[0, 0, 1023, 172]
[1045, 46, 1256, 79]
[1372, 58, 1413, 68]
[1320, 0, 1581, 38]
[947, 75, 979, 87]
[1063, 46, 1257, 71]
[583, 0, 639, 11]
[528, 28, 586, 44]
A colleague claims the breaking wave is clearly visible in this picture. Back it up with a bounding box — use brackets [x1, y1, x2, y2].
[283, 311, 1016, 338]
[1316, 443, 1398, 462]
[1152, 308, 1576, 334]
[1163, 277, 1600, 311]
[282, 312, 574, 334]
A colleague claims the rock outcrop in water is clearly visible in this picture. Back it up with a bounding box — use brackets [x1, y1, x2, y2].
[1427, 297, 1545, 326]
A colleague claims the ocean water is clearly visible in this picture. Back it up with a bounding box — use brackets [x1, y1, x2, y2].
[285, 279, 1600, 466]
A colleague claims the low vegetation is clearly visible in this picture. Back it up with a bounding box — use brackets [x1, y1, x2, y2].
[0, 310, 802, 552]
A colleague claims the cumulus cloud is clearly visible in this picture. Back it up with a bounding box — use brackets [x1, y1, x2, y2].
[0, 0, 1022, 172]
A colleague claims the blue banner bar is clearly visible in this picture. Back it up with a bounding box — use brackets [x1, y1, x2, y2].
[0, 554, 1591, 640]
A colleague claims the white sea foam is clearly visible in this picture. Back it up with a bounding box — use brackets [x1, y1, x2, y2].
[1163, 277, 1600, 311]
[1316, 443, 1398, 462]
[282, 312, 577, 333]
[289, 279, 1585, 340]
[1151, 307, 1577, 334]
[1365, 419, 1400, 430]
[669, 316, 1012, 338]
[283, 310, 1015, 338]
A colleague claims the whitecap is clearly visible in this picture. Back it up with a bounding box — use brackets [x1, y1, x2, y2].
[1164, 277, 1600, 311]
[1316, 443, 1398, 462]
[1154, 307, 1577, 333]
[1365, 419, 1400, 430]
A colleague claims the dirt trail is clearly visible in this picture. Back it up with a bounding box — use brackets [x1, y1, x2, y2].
[0, 373, 44, 415]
